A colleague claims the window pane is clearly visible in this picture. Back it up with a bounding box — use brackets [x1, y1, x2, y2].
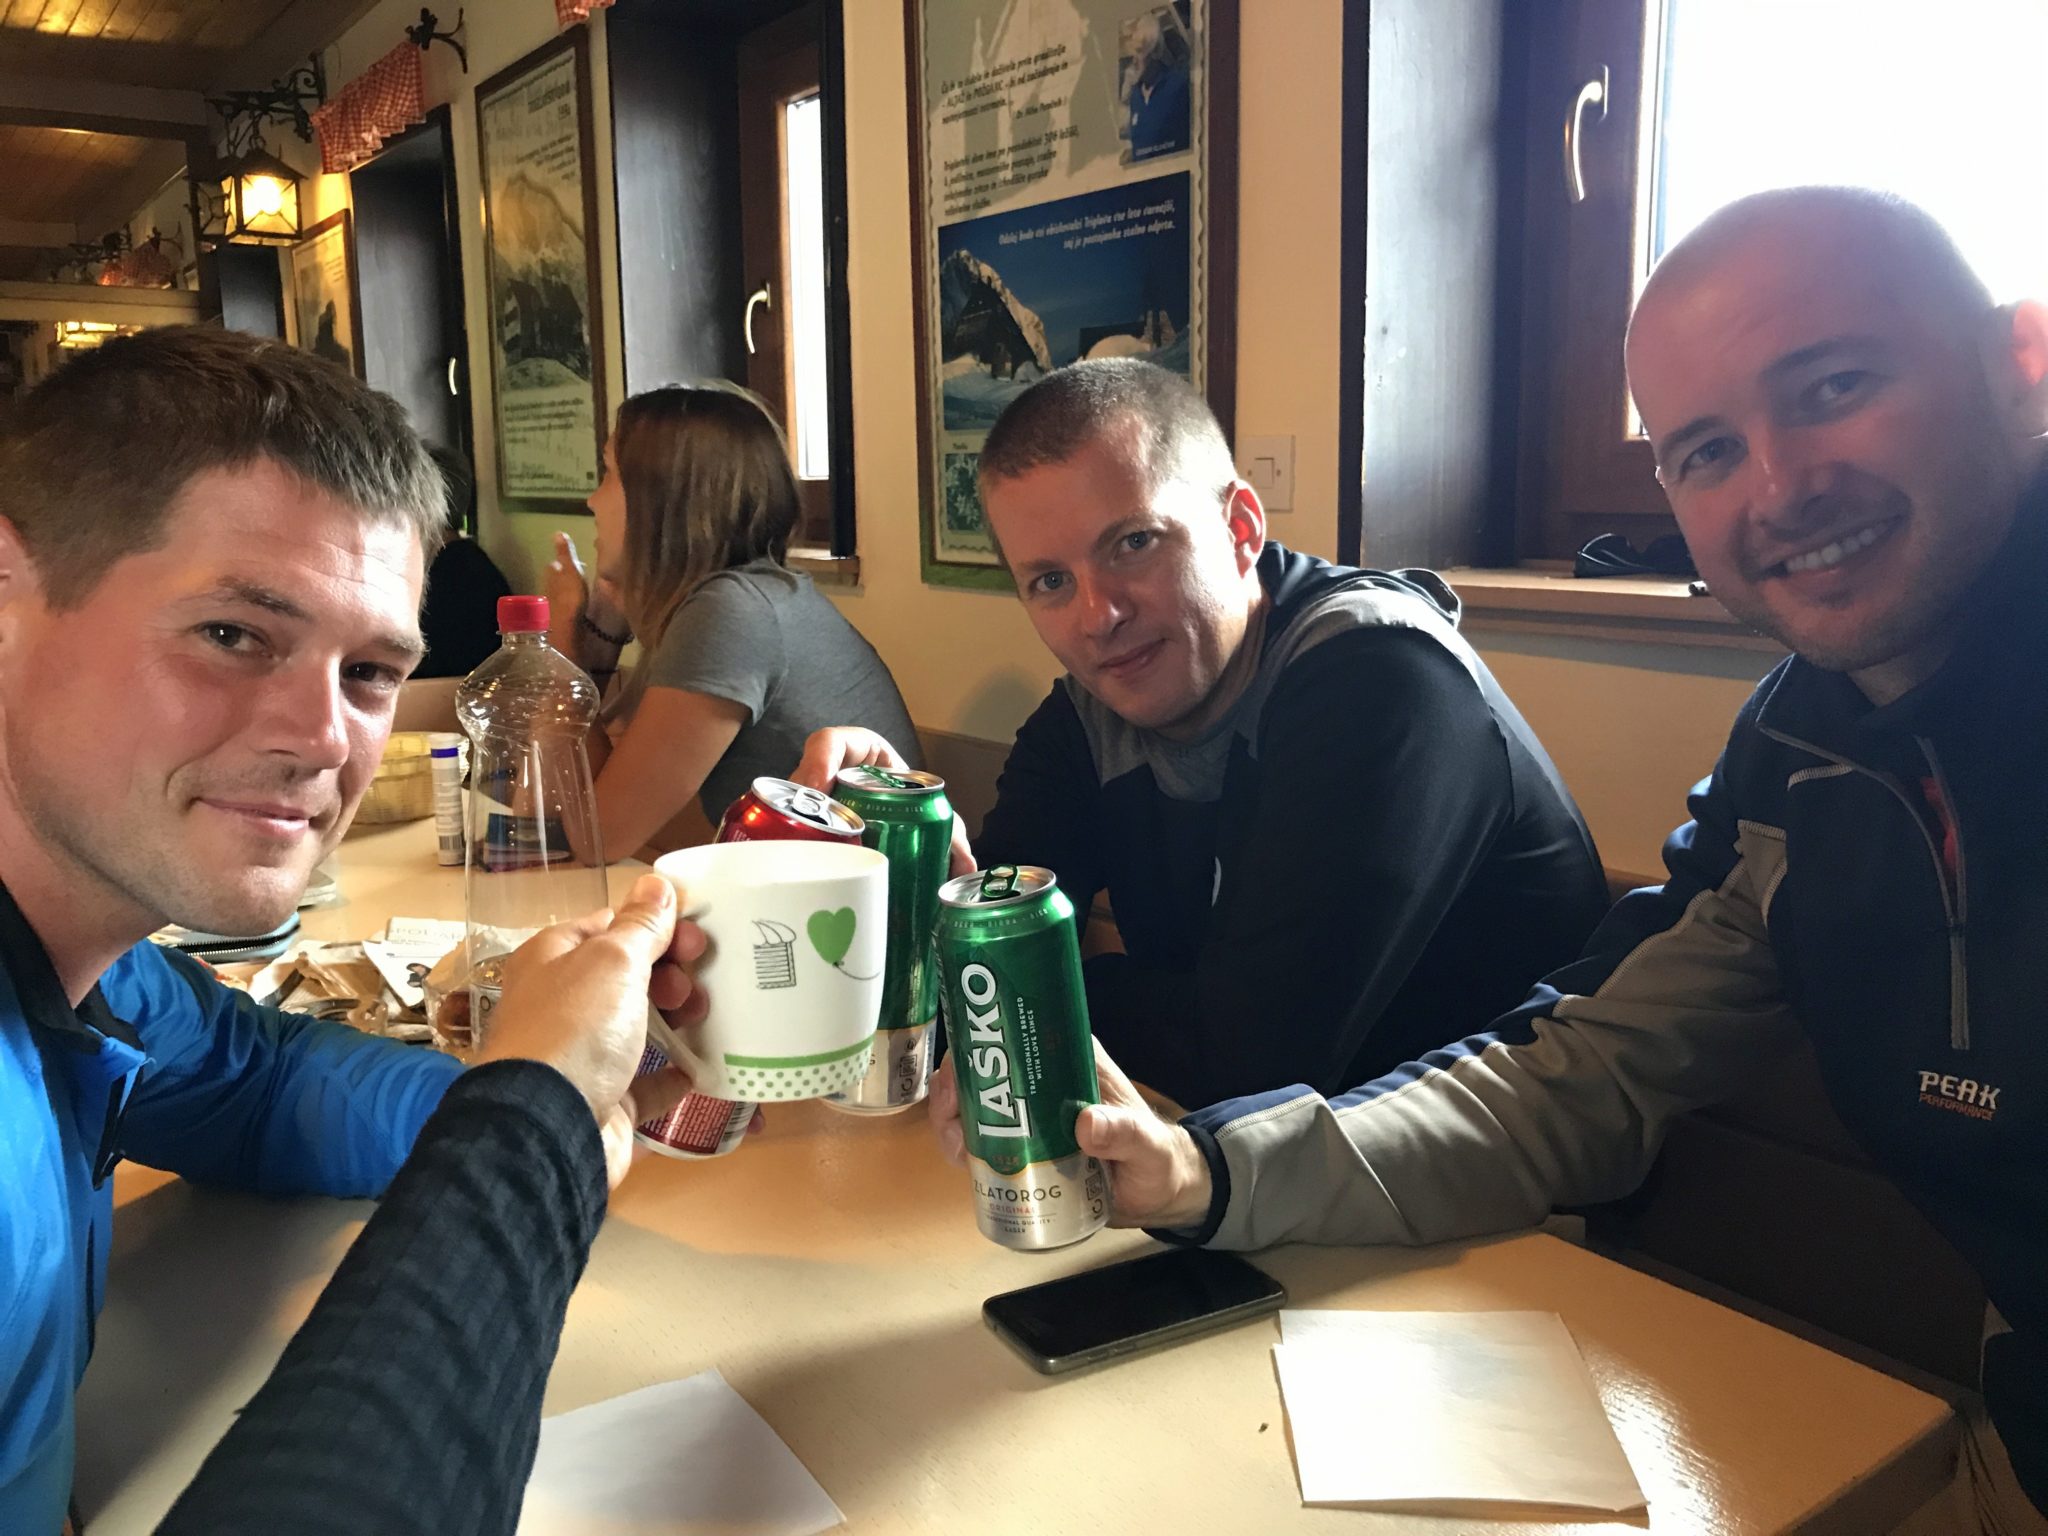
[1646, 0, 2048, 303]
[784, 92, 830, 481]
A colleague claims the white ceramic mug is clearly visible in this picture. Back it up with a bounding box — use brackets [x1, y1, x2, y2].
[650, 840, 887, 1101]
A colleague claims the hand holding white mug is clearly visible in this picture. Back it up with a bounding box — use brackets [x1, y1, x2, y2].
[470, 874, 707, 1187]
[649, 840, 890, 1103]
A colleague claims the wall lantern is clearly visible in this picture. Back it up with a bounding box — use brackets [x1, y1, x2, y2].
[197, 148, 304, 246]
[197, 59, 323, 248]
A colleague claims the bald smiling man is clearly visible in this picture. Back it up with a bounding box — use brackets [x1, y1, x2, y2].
[1011, 188, 2048, 1532]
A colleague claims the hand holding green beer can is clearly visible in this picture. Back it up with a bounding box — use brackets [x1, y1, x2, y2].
[825, 766, 953, 1114]
[937, 865, 1108, 1250]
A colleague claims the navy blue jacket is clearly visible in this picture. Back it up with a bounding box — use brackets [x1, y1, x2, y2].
[978, 542, 1608, 1109]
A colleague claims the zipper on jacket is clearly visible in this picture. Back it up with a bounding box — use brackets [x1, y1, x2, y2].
[1760, 725, 1970, 1050]
[1917, 738, 1971, 1051]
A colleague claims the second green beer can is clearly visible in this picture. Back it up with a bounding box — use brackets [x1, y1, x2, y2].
[825, 765, 953, 1113]
[936, 865, 1107, 1250]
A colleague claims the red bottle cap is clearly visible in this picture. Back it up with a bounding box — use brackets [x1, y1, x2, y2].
[496, 595, 549, 633]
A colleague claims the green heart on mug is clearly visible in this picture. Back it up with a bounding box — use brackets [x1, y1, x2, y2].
[807, 907, 858, 968]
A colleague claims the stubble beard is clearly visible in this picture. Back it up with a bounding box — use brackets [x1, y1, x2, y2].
[11, 745, 326, 941]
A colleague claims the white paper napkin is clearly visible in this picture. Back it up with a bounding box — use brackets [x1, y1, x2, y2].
[1272, 1310, 1645, 1516]
[517, 1370, 844, 1536]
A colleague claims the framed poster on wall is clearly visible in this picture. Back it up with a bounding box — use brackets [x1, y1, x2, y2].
[288, 210, 363, 378]
[476, 29, 607, 511]
[906, 0, 1238, 590]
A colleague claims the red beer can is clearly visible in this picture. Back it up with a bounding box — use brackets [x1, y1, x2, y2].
[715, 776, 866, 845]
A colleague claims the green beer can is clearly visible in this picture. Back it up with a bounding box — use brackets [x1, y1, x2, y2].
[825, 766, 953, 1114]
[936, 865, 1108, 1250]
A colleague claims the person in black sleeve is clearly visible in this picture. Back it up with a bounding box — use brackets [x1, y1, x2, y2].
[798, 359, 1608, 1110]
[158, 874, 703, 1536]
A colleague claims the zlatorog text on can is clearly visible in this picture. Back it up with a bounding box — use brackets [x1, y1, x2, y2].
[824, 765, 953, 1115]
[937, 865, 1107, 1250]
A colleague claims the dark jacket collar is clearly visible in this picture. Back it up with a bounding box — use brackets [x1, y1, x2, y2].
[1260, 542, 1461, 639]
[1755, 469, 2048, 761]
[0, 875, 140, 1053]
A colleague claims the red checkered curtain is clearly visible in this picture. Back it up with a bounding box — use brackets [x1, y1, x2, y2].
[311, 43, 426, 175]
[555, 0, 616, 26]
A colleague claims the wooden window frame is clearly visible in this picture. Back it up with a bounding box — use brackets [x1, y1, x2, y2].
[1334, 0, 1679, 570]
[1333, 0, 1761, 644]
[739, 9, 836, 552]
[1511, 0, 1674, 563]
[1334, 0, 1524, 571]
[608, 1, 857, 565]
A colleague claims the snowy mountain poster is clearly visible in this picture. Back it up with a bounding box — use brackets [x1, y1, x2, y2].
[477, 33, 604, 507]
[936, 174, 1192, 434]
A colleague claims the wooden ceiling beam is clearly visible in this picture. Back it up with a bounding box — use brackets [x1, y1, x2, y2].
[0, 30, 217, 90]
[0, 69, 206, 133]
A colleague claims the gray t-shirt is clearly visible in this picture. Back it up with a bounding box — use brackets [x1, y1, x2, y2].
[610, 558, 921, 818]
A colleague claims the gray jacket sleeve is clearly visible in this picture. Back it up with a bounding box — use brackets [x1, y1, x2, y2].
[1179, 763, 1804, 1251]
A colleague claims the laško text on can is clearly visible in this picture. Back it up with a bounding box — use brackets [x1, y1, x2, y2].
[716, 776, 866, 845]
[937, 865, 1107, 1250]
[824, 766, 952, 1115]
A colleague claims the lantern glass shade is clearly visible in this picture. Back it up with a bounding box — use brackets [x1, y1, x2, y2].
[209, 149, 302, 245]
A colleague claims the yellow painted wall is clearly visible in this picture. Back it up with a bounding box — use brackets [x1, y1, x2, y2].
[1466, 632, 1779, 877]
[311, 0, 1778, 876]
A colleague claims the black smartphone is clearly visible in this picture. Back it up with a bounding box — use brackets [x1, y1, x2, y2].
[983, 1248, 1286, 1375]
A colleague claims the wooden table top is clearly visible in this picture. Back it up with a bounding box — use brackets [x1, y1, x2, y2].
[73, 821, 1956, 1534]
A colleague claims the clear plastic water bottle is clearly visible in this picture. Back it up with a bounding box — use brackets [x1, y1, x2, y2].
[454, 595, 608, 1047]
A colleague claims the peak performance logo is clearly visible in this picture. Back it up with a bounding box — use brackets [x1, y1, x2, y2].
[1917, 1071, 2001, 1121]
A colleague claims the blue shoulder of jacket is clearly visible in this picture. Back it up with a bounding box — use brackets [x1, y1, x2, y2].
[97, 942, 245, 1069]
[100, 940, 208, 1021]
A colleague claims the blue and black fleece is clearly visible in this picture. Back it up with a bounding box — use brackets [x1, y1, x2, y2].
[1180, 482, 2048, 1516]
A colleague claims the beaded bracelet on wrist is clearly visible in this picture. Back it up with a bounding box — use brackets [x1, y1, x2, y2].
[577, 609, 629, 648]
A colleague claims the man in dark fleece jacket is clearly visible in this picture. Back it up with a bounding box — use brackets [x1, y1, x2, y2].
[800, 359, 1607, 1110]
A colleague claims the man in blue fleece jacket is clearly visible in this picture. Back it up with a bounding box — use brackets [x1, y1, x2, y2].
[2, 326, 478, 1534]
[956, 190, 2048, 1530]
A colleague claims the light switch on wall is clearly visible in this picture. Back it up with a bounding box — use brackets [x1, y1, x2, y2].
[1237, 434, 1295, 513]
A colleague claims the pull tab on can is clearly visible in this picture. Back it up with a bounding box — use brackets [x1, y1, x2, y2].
[847, 764, 919, 792]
